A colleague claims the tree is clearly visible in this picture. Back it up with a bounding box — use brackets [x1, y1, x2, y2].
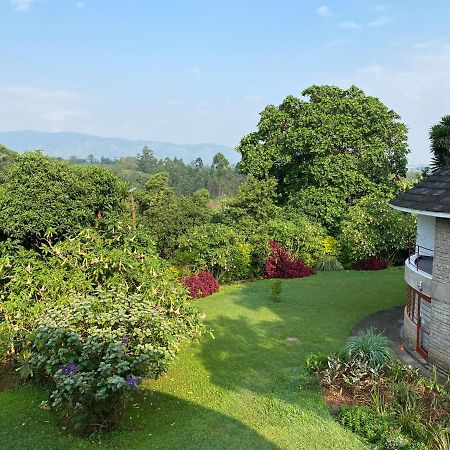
[209, 152, 234, 197]
[430, 115, 450, 172]
[136, 146, 158, 173]
[137, 172, 211, 256]
[0, 152, 123, 247]
[237, 85, 409, 231]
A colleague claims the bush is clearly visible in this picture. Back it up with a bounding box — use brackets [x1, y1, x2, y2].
[271, 280, 282, 302]
[304, 352, 329, 374]
[344, 329, 394, 368]
[339, 193, 415, 266]
[264, 241, 315, 279]
[314, 256, 344, 272]
[258, 215, 327, 266]
[353, 255, 389, 270]
[182, 271, 220, 299]
[29, 289, 202, 434]
[353, 255, 389, 271]
[0, 224, 179, 358]
[0, 152, 123, 248]
[174, 224, 253, 282]
[339, 406, 394, 444]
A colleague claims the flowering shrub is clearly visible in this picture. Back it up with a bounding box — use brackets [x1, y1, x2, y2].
[353, 255, 389, 271]
[264, 241, 315, 279]
[29, 289, 203, 434]
[182, 271, 220, 299]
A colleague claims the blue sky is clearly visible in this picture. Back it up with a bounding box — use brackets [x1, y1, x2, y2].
[2, 0, 450, 165]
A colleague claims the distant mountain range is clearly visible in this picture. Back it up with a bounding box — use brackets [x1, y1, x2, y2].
[0, 130, 239, 165]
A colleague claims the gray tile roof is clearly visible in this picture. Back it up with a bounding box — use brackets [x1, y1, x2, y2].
[390, 166, 450, 214]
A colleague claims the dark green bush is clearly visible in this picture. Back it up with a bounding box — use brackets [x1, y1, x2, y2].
[304, 352, 329, 374]
[0, 152, 123, 247]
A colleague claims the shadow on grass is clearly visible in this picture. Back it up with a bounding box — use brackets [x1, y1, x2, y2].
[198, 270, 405, 398]
[0, 385, 280, 450]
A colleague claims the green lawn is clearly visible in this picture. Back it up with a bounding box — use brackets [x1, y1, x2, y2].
[0, 268, 406, 449]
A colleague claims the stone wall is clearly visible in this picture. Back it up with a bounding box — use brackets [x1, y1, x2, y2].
[429, 218, 450, 374]
[433, 218, 450, 286]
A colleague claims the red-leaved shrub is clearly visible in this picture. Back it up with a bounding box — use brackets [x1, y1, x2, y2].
[264, 240, 315, 279]
[353, 255, 389, 271]
[182, 271, 220, 299]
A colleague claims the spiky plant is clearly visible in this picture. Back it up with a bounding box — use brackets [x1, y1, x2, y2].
[430, 115, 450, 172]
[344, 328, 394, 368]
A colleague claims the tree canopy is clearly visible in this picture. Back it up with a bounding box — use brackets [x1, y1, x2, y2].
[430, 115, 450, 172]
[0, 151, 123, 247]
[237, 85, 409, 231]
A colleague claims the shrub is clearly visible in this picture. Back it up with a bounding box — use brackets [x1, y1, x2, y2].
[258, 215, 327, 266]
[174, 224, 253, 282]
[304, 352, 329, 374]
[264, 241, 315, 279]
[344, 329, 394, 368]
[339, 405, 394, 444]
[339, 193, 415, 266]
[29, 289, 202, 434]
[353, 255, 389, 270]
[182, 271, 220, 299]
[271, 280, 282, 302]
[0, 224, 178, 358]
[314, 256, 344, 272]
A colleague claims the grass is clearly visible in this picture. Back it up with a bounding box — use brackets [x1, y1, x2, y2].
[0, 268, 405, 449]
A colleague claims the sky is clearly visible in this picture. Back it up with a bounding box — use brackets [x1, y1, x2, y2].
[2, 0, 450, 166]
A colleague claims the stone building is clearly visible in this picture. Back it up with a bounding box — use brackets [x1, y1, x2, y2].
[390, 166, 450, 375]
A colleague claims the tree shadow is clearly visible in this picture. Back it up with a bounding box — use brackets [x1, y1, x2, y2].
[107, 390, 280, 450]
[198, 271, 405, 399]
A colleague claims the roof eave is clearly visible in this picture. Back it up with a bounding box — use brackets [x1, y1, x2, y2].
[390, 203, 450, 218]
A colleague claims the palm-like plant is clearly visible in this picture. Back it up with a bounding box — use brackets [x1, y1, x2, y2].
[430, 115, 450, 172]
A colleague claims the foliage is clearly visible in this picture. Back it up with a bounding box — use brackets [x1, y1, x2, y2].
[430, 115, 450, 172]
[107, 147, 244, 197]
[182, 271, 220, 299]
[137, 172, 212, 256]
[0, 269, 408, 448]
[353, 255, 390, 271]
[29, 289, 202, 433]
[339, 193, 415, 265]
[237, 84, 409, 231]
[0, 152, 123, 247]
[304, 352, 329, 374]
[271, 280, 282, 302]
[339, 406, 394, 444]
[314, 256, 344, 272]
[220, 176, 280, 231]
[343, 329, 394, 368]
[0, 223, 183, 357]
[259, 214, 327, 266]
[174, 224, 254, 282]
[264, 240, 315, 279]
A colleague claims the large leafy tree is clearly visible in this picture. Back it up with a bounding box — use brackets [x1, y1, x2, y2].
[0, 152, 123, 247]
[430, 115, 450, 172]
[237, 85, 409, 231]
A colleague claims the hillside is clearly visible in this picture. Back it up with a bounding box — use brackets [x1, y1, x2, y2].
[0, 130, 239, 165]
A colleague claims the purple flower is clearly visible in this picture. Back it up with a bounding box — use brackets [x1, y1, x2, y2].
[63, 361, 78, 376]
[126, 375, 141, 388]
[120, 335, 129, 345]
[151, 305, 160, 313]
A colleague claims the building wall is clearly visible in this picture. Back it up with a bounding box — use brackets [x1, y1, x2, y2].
[416, 215, 436, 255]
[429, 218, 450, 374]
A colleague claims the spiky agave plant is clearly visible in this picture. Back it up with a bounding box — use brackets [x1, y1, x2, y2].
[344, 328, 394, 368]
[430, 115, 450, 173]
